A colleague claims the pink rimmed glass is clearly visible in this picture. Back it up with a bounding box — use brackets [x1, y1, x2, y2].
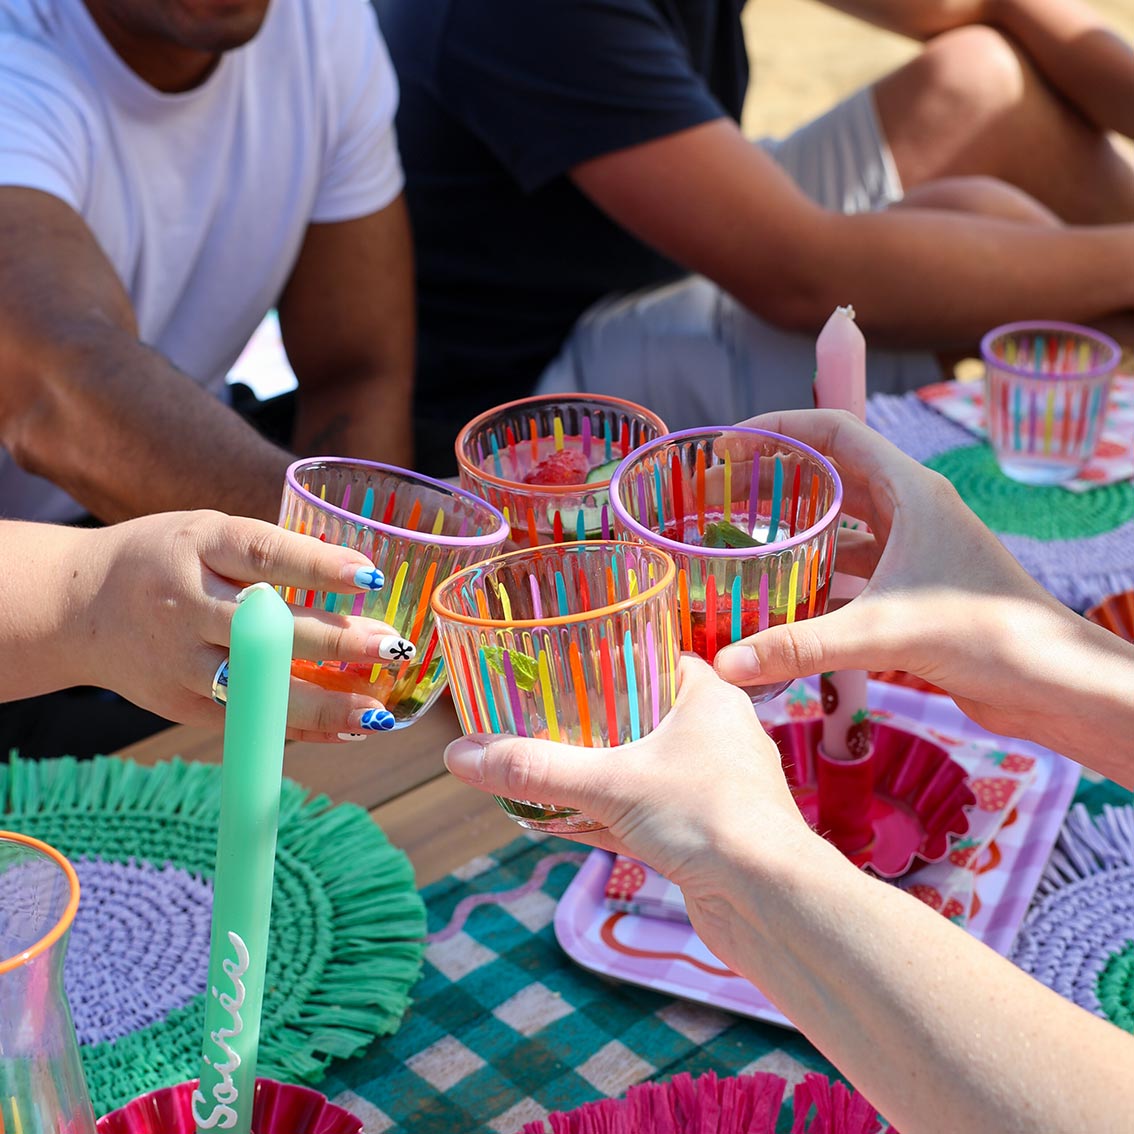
[431, 542, 680, 832]
[280, 458, 509, 728]
[981, 321, 1120, 485]
[610, 427, 843, 705]
[455, 394, 668, 547]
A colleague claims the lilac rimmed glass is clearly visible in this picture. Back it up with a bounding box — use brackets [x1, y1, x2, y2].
[280, 458, 509, 728]
[456, 394, 668, 547]
[981, 321, 1120, 485]
[610, 427, 843, 705]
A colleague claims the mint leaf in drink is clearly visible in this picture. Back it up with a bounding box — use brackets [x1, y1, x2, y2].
[482, 645, 540, 690]
[703, 520, 763, 549]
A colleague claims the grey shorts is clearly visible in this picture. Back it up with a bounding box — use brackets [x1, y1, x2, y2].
[536, 87, 942, 428]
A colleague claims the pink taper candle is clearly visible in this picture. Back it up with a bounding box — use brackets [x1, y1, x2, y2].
[814, 305, 867, 423]
[814, 306, 871, 766]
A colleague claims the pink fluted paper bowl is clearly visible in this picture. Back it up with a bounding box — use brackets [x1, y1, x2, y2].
[1085, 589, 1134, 643]
[768, 718, 976, 878]
[96, 1078, 363, 1134]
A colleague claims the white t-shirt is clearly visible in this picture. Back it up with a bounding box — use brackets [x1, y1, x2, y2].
[0, 0, 403, 521]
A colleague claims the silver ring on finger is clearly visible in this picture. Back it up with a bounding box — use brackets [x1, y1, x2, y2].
[211, 658, 230, 706]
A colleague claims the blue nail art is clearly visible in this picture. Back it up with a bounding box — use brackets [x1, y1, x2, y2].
[354, 566, 385, 592]
[360, 708, 396, 731]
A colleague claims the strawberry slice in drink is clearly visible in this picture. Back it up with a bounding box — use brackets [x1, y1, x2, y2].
[523, 449, 590, 486]
[688, 603, 761, 661]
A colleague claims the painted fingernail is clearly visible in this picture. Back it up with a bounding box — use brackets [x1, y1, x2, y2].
[337, 732, 369, 742]
[714, 645, 760, 683]
[357, 708, 396, 732]
[347, 564, 385, 592]
[443, 737, 486, 783]
[369, 635, 416, 662]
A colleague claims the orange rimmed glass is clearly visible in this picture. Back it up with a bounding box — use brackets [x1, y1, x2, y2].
[455, 394, 668, 547]
[431, 542, 680, 832]
[0, 830, 97, 1132]
[610, 427, 843, 705]
[280, 458, 509, 728]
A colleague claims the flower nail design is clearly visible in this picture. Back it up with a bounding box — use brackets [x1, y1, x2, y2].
[354, 566, 386, 592]
[378, 636, 416, 662]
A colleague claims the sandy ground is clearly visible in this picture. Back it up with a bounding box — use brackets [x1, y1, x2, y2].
[741, 0, 1134, 139]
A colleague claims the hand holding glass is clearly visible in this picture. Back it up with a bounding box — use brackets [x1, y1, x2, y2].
[610, 427, 843, 704]
[432, 542, 681, 832]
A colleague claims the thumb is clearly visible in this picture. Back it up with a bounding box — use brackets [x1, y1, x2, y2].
[443, 731, 618, 821]
[713, 600, 889, 687]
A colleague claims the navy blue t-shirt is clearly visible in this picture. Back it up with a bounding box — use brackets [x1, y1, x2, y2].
[374, 0, 748, 473]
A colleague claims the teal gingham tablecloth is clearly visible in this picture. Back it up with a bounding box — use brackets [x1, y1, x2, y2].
[319, 833, 842, 1133]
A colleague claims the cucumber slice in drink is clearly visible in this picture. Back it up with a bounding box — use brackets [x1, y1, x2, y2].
[585, 458, 621, 484]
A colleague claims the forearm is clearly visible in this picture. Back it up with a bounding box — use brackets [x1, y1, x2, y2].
[7, 329, 292, 522]
[991, 602, 1134, 784]
[701, 834, 1134, 1133]
[292, 366, 414, 470]
[778, 209, 1134, 347]
[988, 0, 1134, 139]
[0, 522, 99, 697]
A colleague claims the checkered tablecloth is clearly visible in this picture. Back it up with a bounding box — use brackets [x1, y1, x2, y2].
[318, 834, 842, 1133]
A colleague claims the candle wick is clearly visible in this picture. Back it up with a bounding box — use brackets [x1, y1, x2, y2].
[236, 581, 277, 604]
[835, 304, 857, 322]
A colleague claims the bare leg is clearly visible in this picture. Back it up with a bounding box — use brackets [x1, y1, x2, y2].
[873, 25, 1134, 224]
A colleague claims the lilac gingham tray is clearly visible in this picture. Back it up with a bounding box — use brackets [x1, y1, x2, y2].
[554, 681, 1080, 1030]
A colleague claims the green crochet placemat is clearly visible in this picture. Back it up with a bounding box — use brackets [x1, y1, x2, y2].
[925, 445, 1134, 540]
[0, 754, 426, 1116]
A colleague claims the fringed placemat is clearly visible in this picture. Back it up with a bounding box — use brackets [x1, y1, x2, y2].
[867, 393, 1134, 611]
[0, 754, 426, 1116]
[1010, 804, 1134, 1034]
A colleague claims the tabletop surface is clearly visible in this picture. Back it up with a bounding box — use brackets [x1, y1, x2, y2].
[116, 693, 518, 888]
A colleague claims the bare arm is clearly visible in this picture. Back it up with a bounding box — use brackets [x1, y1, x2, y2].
[0, 188, 294, 522]
[570, 121, 1134, 348]
[0, 513, 403, 740]
[823, 0, 1134, 139]
[716, 411, 1134, 786]
[446, 659, 1134, 1133]
[278, 195, 416, 470]
[717, 825, 1134, 1134]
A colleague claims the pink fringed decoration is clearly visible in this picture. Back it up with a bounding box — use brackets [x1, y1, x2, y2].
[526, 1070, 886, 1133]
[791, 1073, 884, 1134]
[527, 1070, 800, 1133]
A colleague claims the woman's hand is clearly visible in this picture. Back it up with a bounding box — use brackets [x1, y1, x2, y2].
[712, 410, 1134, 769]
[70, 511, 410, 741]
[443, 654, 826, 958]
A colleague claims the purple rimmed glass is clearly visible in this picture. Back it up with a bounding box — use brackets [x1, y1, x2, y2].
[279, 457, 509, 728]
[981, 321, 1120, 486]
[609, 427, 843, 705]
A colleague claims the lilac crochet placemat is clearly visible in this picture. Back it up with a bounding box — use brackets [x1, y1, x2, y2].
[0, 754, 426, 1117]
[1010, 804, 1134, 1034]
[868, 393, 1134, 612]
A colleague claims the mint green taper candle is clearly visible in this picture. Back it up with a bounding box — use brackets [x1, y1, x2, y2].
[193, 583, 294, 1134]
